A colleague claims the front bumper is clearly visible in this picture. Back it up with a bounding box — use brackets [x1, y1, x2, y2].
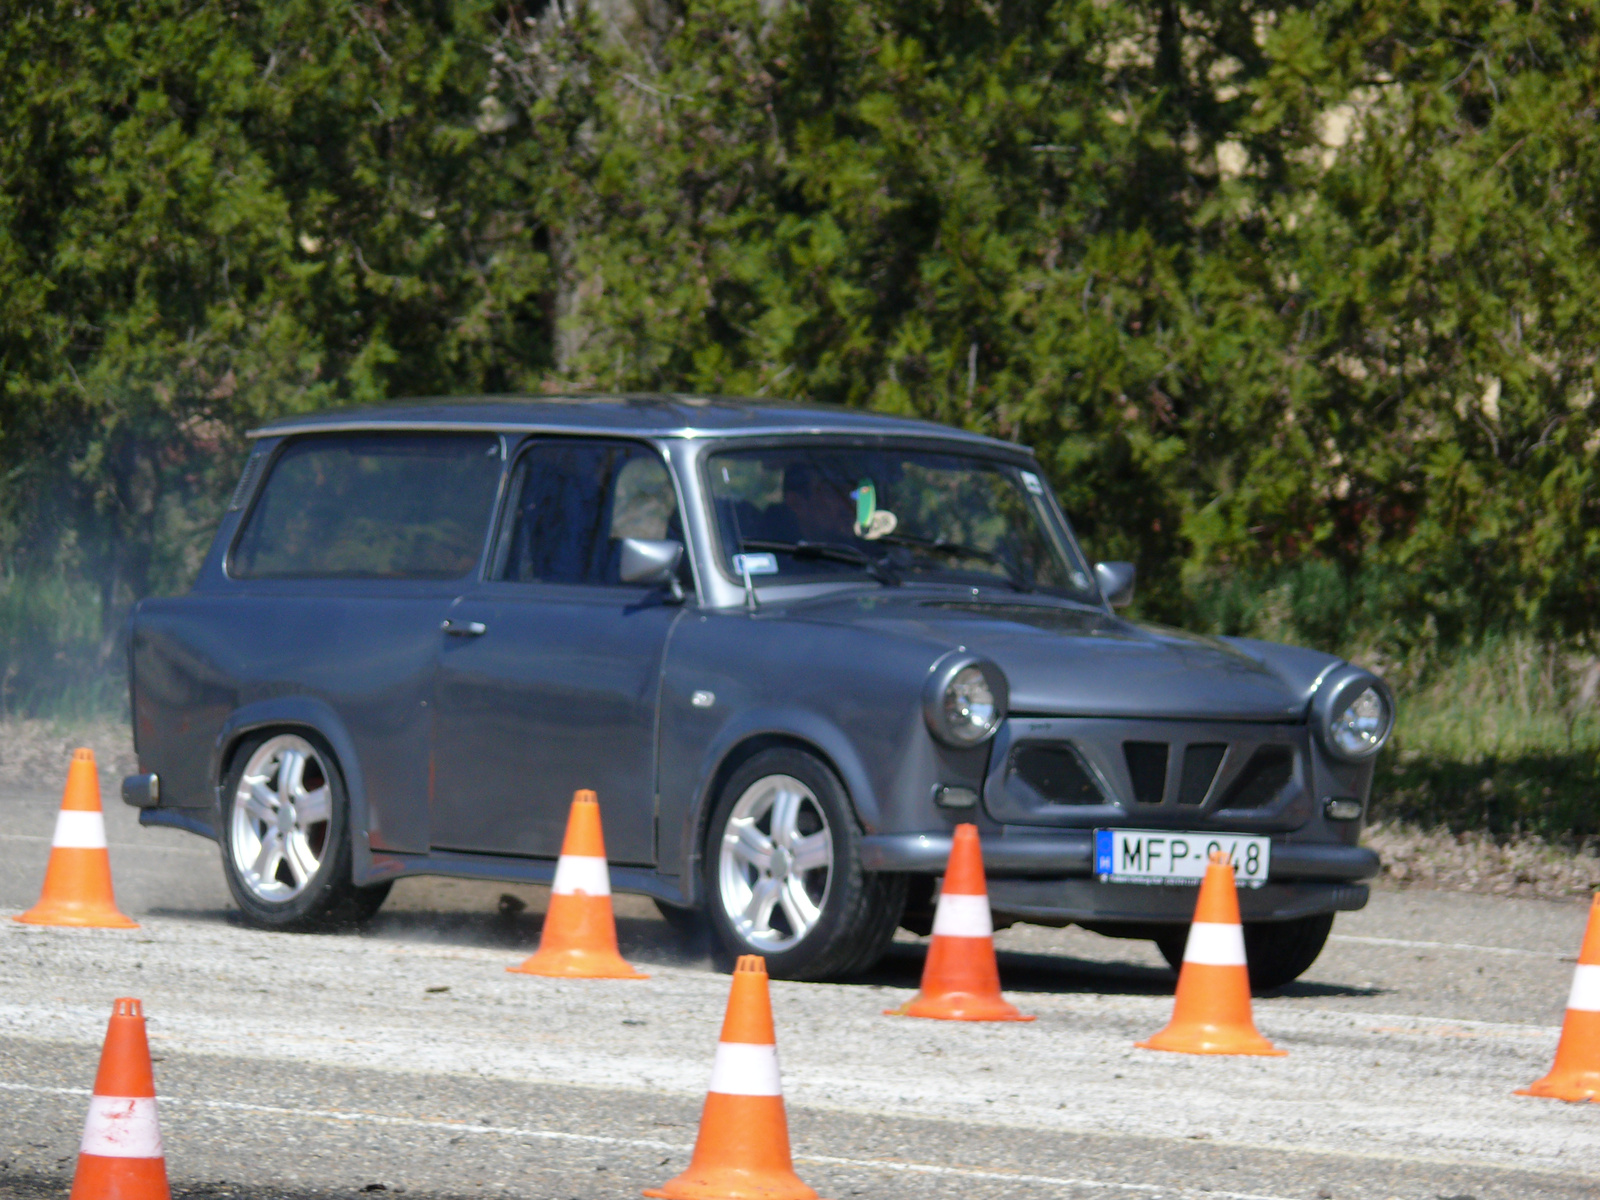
[859, 830, 1377, 923]
[986, 877, 1368, 924]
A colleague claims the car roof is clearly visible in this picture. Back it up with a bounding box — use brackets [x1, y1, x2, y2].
[247, 394, 1030, 456]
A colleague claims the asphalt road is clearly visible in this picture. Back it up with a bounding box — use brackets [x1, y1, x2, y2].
[2, 772, 1598, 1200]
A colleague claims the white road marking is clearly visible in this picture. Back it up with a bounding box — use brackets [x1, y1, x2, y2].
[1310, 1008, 1557, 1034]
[0, 833, 211, 856]
[1330, 933, 1568, 959]
[0, 1081, 1299, 1199]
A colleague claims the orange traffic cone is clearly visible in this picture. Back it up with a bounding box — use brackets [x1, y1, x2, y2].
[645, 955, 819, 1200]
[885, 824, 1032, 1022]
[70, 998, 170, 1200]
[1518, 893, 1600, 1101]
[508, 790, 646, 979]
[1137, 852, 1284, 1056]
[15, 749, 136, 929]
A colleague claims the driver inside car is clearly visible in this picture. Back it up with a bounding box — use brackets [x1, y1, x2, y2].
[776, 462, 856, 544]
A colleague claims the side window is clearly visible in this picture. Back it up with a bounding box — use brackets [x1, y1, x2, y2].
[492, 440, 682, 586]
[231, 433, 502, 580]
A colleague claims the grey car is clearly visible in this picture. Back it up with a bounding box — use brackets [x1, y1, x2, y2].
[123, 396, 1391, 987]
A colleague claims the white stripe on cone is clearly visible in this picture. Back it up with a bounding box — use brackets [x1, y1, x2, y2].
[53, 810, 108, 850]
[1183, 921, 1247, 966]
[707, 1041, 782, 1096]
[1567, 963, 1600, 1012]
[80, 1096, 163, 1158]
[930, 892, 993, 939]
[551, 855, 610, 897]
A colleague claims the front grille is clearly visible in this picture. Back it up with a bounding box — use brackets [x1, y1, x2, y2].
[985, 719, 1307, 828]
[1123, 742, 1168, 805]
[1008, 744, 1103, 805]
[1220, 745, 1294, 809]
[1178, 743, 1227, 805]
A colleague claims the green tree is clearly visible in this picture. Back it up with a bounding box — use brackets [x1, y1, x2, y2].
[0, 0, 553, 702]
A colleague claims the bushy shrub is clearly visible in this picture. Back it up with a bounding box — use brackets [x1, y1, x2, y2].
[1, 0, 1597, 741]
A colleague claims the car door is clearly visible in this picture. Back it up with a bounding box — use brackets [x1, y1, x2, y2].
[223, 430, 505, 854]
[429, 437, 688, 863]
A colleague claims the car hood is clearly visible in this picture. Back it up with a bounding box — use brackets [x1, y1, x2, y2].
[784, 593, 1338, 721]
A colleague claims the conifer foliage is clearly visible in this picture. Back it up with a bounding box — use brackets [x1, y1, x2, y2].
[1, 0, 1597, 706]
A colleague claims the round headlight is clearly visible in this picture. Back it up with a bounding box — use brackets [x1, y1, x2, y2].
[943, 666, 999, 745]
[1328, 686, 1389, 758]
[924, 654, 1008, 747]
[1311, 667, 1394, 762]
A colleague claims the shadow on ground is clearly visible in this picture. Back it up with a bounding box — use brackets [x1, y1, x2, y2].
[145, 886, 1381, 1001]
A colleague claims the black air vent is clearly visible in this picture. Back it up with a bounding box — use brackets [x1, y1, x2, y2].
[1008, 744, 1103, 806]
[1178, 743, 1227, 806]
[1123, 742, 1168, 805]
[1221, 745, 1294, 810]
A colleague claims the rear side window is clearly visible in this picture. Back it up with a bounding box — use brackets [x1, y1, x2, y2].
[491, 440, 682, 586]
[232, 433, 502, 580]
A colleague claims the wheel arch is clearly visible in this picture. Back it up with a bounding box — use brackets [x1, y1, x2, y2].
[680, 711, 878, 909]
[212, 698, 370, 874]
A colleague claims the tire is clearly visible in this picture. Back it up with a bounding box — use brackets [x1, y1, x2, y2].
[703, 747, 906, 981]
[219, 730, 392, 931]
[1153, 913, 1334, 992]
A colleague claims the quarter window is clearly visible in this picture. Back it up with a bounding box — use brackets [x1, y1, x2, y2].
[231, 433, 502, 580]
[492, 440, 683, 586]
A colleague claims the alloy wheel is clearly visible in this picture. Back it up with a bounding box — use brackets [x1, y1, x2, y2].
[228, 734, 333, 902]
[717, 772, 834, 952]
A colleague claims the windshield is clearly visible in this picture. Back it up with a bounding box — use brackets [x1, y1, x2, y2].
[706, 444, 1097, 601]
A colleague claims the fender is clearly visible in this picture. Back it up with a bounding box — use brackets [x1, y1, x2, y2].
[211, 697, 377, 884]
[677, 704, 882, 908]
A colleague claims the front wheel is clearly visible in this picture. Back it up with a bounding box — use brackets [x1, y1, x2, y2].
[219, 731, 392, 931]
[1153, 913, 1334, 992]
[704, 748, 905, 981]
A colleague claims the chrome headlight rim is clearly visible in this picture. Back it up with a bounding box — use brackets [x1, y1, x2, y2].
[1312, 668, 1395, 762]
[923, 652, 1009, 748]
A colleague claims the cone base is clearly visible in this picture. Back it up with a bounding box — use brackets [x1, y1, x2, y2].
[1137, 1022, 1285, 1057]
[508, 949, 647, 979]
[885, 991, 1034, 1022]
[70, 1152, 170, 1200]
[1516, 1072, 1600, 1102]
[14, 902, 137, 929]
[643, 1166, 819, 1200]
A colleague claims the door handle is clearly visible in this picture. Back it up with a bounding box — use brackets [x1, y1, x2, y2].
[441, 618, 487, 637]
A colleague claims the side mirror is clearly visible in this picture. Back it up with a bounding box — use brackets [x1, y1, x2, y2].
[1094, 561, 1136, 608]
[620, 537, 685, 594]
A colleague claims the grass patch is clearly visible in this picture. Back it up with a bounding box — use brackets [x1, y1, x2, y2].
[1373, 638, 1600, 841]
[0, 567, 125, 721]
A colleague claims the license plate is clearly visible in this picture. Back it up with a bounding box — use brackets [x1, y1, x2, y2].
[1094, 829, 1270, 887]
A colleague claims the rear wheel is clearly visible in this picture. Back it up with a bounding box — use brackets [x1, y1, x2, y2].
[219, 731, 392, 930]
[1153, 913, 1334, 992]
[704, 747, 905, 980]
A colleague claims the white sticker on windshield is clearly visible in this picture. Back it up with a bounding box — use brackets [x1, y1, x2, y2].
[732, 553, 779, 576]
[1020, 471, 1045, 495]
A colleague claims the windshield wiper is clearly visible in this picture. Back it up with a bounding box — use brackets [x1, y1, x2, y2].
[873, 533, 1032, 592]
[740, 539, 899, 586]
